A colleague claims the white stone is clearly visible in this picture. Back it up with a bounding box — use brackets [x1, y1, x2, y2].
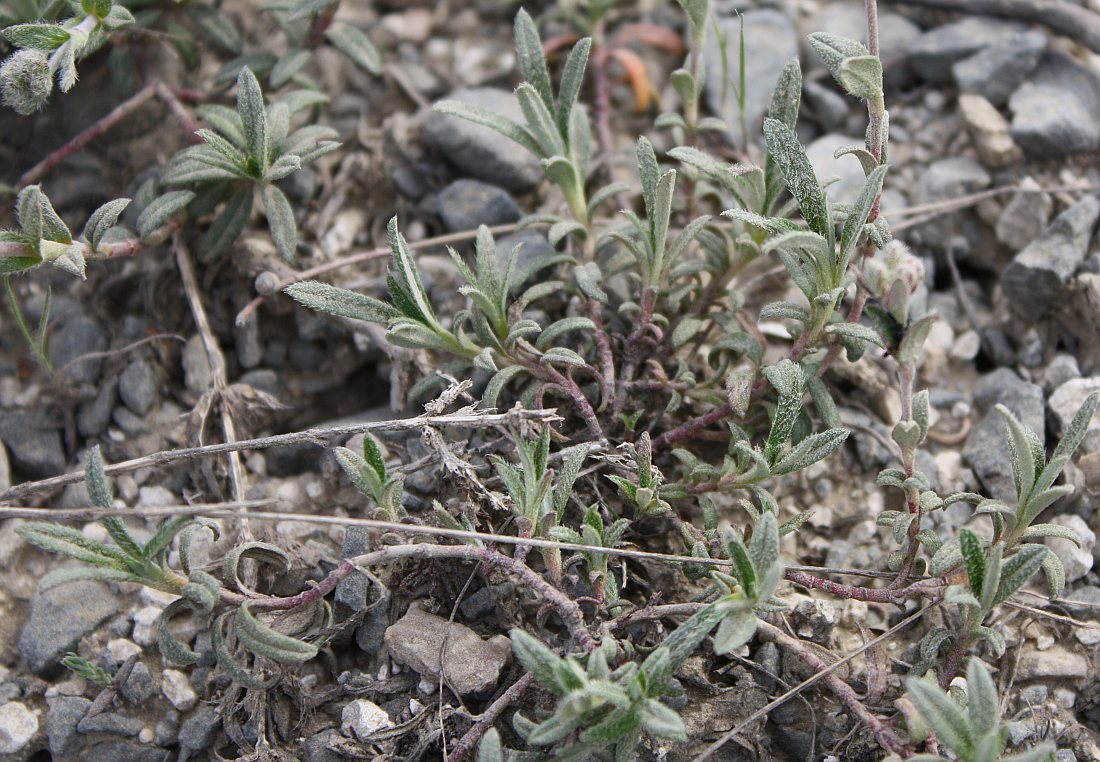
[137, 485, 177, 508]
[0, 702, 38, 754]
[161, 669, 198, 711]
[105, 638, 142, 664]
[1044, 515, 1096, 583]
[340, 699, 393, 741]
[132, 605, 163, 647]
[139, 727, 154, 743]
[1016, 646, 1087, 680]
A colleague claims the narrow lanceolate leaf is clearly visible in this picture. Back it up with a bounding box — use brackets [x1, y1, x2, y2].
[1036, 390, 1100, 494]
[762, 118, 830, 240]
[769, 58, 802, 130]
[213, 612, 276, 689]
[387, 216, 438, 328]
[83, 198, 130, 251]
[234, 602, 318, 663]
[223, 541, 290, 593]
[137, 191, 194, 240]
[1040, 548, 1066, 599]
[361, 433, 386, 482]
[481, 365, 526, 409]
[262, 184, 296, 261]
[838, 164, 888, 268]
[724, 531, 757, 599]
[513, 9, 554, 112]
[959, 528, 985, 600]
[433, 101, 541, 156]
[763, 359, 805, 461]
[17, 185, 70, 242]
[992, 545, 1047, 607]
[285, 281, 399, 324]
[771, 428, 849, 475]
[637, 137, 660, 227]
[965, 659, 1000, 737]
[236, 67, 268, 173]
[18, 522, 136, 568]
[995, 402, 1044, 505]
[324, 22, 381, 75]
[334, 446, 379, 501]
[84, 445, 113, 509]
[2, 23, 70, 49]
[556, 37, 591, 137]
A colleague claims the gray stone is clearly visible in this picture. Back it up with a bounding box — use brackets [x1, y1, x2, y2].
[437, 179, 521, 232]
[1005, 721, 1034, 746]
[302, 728, 342, 762]
[112, 406, 150, 436]
[78, 378, 119, 438]
[1049, 377, 1100, 455]
[340, 699, 393, 741]
[791, 598, 837, 645]
[0, 410, 65, 479]
[704, 9, 798, 147]
[335, 526, 372, 612]
[422, 88, 544, 192]
[1010, 53, 1100, 158]
[48, 696, 91, 758]
[119, 360, 157, 416]
[1015, 646, 1087, 680]
[120, 661, 157, 704]
[1043, 354, 1081, 394]
[964, 369, 1044, 501]
[178, 705, 220, 751]
[1002, 196, 1100, 322]
[909, 17, 1026, 84]
[20, 580, 122, 676]
[953, 30, 1047, 107]
[288, 339, 325, 370]
[806, 133, 868, 206]
[996, 177, 1052, 251]
[84, 740, 170, 762]
[383, 604, 511, 695]
[0, 701, 38, 754]
[78, 710, 144, 736]
[802, 78, 850, 132]
[49, 313, 108, 385]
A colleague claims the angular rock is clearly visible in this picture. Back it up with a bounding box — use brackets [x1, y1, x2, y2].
[1049, 377, 1100, 455]
[0, 701, 38, 754]
[963, 369, 1044, 501]
[437, 179, 521, 232]
[1002, 196, 1100, 322]
[957, 94, 1022, 169]
[704, 9, 798, 147]
[952, 30, 1047, 107]
[340, 699, 393, 742]
[383, 604, 511, 695]
[20, 580, 121, 676]
[121, 661, 158, 704]
[422, 88, 544, 192]
[0, 410, 65, 480]
[996, 177, 1052, 251]
[160, 669, 198, 711]
[909, 17, 1026, 84]
[119, 360, 157, 416]
[48, 696, 91, 758]
[1010, 53, 1100, 158]
[178, 705, 220, 752]
[77, 378, 119, 439]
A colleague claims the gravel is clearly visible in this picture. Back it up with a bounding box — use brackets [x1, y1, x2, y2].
[49, 312, 108, 386]
[996, 177, 1052, 251]
[952, 30, 1046, 107]
[178, 705, 221, 753]
[47, 696, 91, 758]
[908, 16, 1026, 84]
[340, 699, 394, 742]
[963, 369, 1045, 501]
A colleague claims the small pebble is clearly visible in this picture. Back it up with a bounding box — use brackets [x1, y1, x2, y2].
[341, 699, 393, 742]
[0, 702, 38, 754]
[161, 669, 198, 711]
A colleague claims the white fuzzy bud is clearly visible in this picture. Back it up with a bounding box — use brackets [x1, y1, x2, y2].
[0, 49, 53, 115]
